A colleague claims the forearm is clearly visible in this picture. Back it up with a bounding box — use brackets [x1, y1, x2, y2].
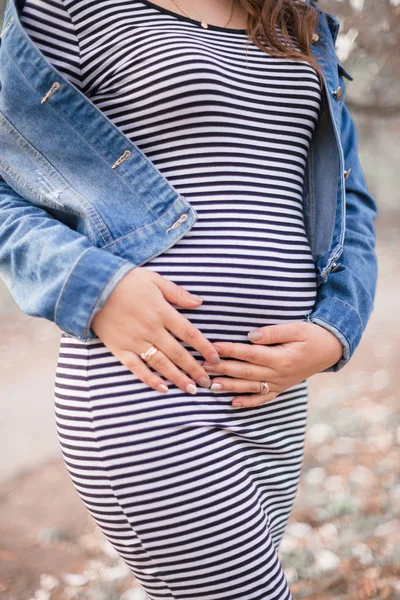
[0, 178, 136, 340]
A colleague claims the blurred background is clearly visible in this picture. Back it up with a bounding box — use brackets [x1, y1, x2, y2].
[0, 1, 399, 599]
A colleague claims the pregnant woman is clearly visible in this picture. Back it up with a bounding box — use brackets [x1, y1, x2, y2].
[0, 0, 378, 598]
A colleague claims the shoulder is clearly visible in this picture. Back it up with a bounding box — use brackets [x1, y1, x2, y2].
[306, 0, 342, 44]
[20, 0, 77, 36]
[19, 0, 83, 89]
[19, 0, 73, 22]
[302, 0, 348, 66]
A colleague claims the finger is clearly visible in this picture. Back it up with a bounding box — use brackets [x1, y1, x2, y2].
[163, 305, 221, 366]
[231, 392, 279, 408]
[210, 378, 277, 395]
[247, 321, 307, 345]
[211, 341, 276, 367]
[140, 343, 199, 395]
[152, 273, 205, 309]
[203, 359, 275, 381]
[117, 350, 170, 394]
[156, 330, 211, 388]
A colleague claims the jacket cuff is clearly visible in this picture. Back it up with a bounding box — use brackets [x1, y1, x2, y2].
[305, 296, 363, 372]
[54, 246, 136, 341]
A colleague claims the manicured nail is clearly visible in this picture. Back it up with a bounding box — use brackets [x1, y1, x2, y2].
[203, 364, 213, 371]
[210, 353, 220, 364]
[210, 383, 222, 391]
[191, 295, 203, 303]
[232, 402, 243, 408]
[186, 383, 197, 395]
[248, 330, 262, 341]
[157, 384, 169, 393]
[199, 376, 211, 388]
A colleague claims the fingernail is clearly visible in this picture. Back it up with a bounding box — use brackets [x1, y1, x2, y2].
[203, 364, 213, 371]
[157, 384, 169, 393]
[232, 402, 243, 408]
[199, 376, 211, 388]
[210, 353, 220, 364]
[186, 383, 197, 395]
[210, 383, 222, 391]
[248, 330, 262, 341]
[191, 295, 203, 303]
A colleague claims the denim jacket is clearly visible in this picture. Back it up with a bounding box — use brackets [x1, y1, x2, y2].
[0, 0, 378, 372]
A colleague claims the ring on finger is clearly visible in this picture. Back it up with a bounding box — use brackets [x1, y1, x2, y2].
[140, 344, 159, 361]
[259, 381, 270, 394]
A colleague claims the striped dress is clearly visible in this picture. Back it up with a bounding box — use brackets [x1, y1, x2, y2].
[21, 1, 321, 598]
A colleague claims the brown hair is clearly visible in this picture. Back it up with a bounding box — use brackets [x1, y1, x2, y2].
[238, 0, 322, 78]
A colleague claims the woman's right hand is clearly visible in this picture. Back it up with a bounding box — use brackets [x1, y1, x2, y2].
[91, 267, 221, 395]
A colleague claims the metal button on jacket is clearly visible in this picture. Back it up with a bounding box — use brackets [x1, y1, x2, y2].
[344, 168, 352, 180]
[332, 86, 343, 101]
[330, 262, 342, 273]
[312, 32, 319, 42]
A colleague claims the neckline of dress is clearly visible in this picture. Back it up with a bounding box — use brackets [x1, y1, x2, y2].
[139, 1, 248, 34]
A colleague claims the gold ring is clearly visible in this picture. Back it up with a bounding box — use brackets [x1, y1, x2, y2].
[260, 381, 270, 394]
[140, 345, 159, 361]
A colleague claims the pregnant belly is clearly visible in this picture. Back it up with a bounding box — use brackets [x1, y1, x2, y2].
[140, 227, 318, 345]
[55, 219, 318, 405]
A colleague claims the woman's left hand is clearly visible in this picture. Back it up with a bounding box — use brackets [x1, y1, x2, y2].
[202, 321, 344, 408]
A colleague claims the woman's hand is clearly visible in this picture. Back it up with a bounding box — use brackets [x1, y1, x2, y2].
[202, 321, 344, 408]
[91, 267, 220, 395]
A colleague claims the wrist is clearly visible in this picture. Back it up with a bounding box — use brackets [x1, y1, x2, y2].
[324, 329, 344, 368]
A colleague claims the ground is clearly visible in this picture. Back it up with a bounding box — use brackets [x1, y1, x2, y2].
[0, 219, 399, 600]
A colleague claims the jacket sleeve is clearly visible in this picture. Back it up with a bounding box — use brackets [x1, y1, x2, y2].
[0, 174, 136, 340]
[305, 81, 378, 372]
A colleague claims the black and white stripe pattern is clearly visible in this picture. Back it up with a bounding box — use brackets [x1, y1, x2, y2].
[21, 1, 321, 597]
